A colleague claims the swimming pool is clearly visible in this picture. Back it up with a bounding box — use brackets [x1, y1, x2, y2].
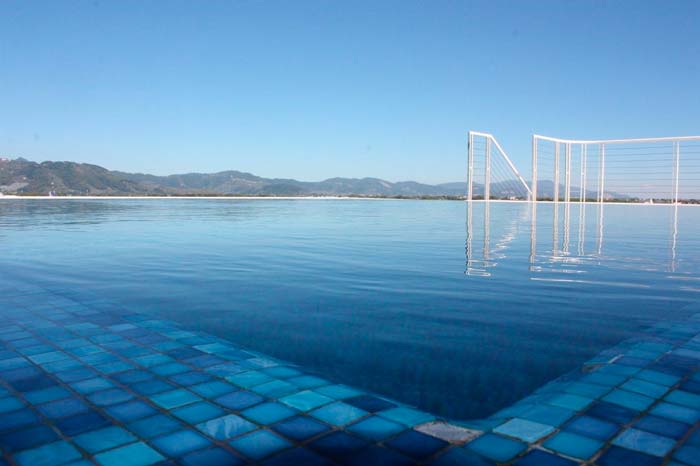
[1, 199, 698, 420]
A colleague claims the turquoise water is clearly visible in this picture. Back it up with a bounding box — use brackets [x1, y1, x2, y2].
[1, 199, 699, 419]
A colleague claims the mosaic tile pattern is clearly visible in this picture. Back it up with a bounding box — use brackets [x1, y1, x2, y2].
[1, 283, 699, 465]
[458, 312, 700, 466]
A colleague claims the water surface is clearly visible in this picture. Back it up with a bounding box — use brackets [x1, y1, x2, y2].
[1, 199, 698, 419]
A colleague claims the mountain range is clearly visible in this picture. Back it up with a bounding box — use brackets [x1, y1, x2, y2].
[0, 157, 628, 199]
[0, 158, 472, 197]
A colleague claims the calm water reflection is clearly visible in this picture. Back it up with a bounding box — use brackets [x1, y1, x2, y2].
[1, 199, 699, 419]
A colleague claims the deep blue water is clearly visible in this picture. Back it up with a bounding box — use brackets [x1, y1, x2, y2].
[1, 199, 699, 419]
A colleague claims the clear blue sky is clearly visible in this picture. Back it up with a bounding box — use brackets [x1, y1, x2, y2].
[1, 1, 698, 184]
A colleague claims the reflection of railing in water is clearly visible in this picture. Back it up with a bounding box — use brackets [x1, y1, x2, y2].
[465, 201, 525, 276]
[530, 202, 683, 274]
[467, 200, 684, 277]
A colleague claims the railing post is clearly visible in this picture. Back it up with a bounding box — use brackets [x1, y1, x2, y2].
[565, 143, 571, 203]
[580, 144, 587, 202]
[673, 141, 680, 204]
[554, 142, 560, 202]
[467, 132, 474, 201]
[531, 135, 538, 202]
[485, 137, 491, 201]
[598, 143, 605, 203]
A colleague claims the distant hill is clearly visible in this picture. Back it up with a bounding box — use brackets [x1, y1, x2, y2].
[0, 157, 633, 199]
[0, 158, 471, 197]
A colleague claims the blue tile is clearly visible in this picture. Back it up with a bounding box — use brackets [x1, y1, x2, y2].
[170, 371, 213, 386]
[308, 431, 369, 460]
[666, 389, 700, 409]
[181, 447, 246, 466]
[0, 396, 24, 413]
[513, 449, 577, 466]
[214, 390, 263, 410]
[25, 386, 71, 404]
[72, 377, 114, 394]
[612, 428, 675, 457]
[273, 415, 330, 441]
[586, 402, 638, 425]
[314, 384, 363, 400]
[105, 400, 157, 422]
[674, 445, 700, 466]
[380, 407, 436, 428]
[547, 393, 594, 411]
[596, 446, 663, 466]
[0, 408, 39, 430]
[227, 370, 273, 389]
[73, 426, 136, 454]
[38, 397, 89, 419]
[113, 370, 153, 384]
[311, 401, 367, 426]
[602, 389, 655, 412]
[466, 433, 527, 462]
[345, 395, 397, 413]
[543, 431, 603, 460]
[345, 446, 415, 466]
[14, 440, 82, 466]
[386, 429, 448, 460]
[151, 389, 201, 409]
[0, 425, 59, 453]
[134, 353, 174, 367]
[634, 415, 690, 440]
[190, 380, 236, 398]
[430, 447, 493, 466]
[288, 375, 330, 389]
[29, 351, 69, 364]
[167, 348, 205, 360]
[520, 404, 574, 427]
[93, 441, 165, 466]
[680, 379, 700, 394]
[55, 411, 111, 436]
[95, 360, 134, 374]
[494, 418, 555, 442]
[172, 401, 224, 424]
[564, 415, 619, 440]
[152, 362, 190, 376]
[55, 367, 97, 383]
[88, 388, 134, 406]
[128, 414, 182, 438]
[250, 380, 299, 398]
[650, 402, 700, 424]
[620, 378, 670, 398]
[685, 429, 700, 446]
[12, 374, 57, 392]
[230, 429, 292, 460]
[196, 414, 257, 440]
[130, 379, 174, 396]
[347, 415, 405, 441]
[152, 429, 211, 457]
[242, 402, 297, 424]
[281, 390, 334, 411]
[261, 447, 333, 466]
[565, 381, 612, 399]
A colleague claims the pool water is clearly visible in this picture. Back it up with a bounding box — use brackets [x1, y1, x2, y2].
[1, 199, 699, 420]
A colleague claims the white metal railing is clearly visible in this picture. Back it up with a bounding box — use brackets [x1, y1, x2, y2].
[532, 134, 700, 203]
[467, 131, 532, 201]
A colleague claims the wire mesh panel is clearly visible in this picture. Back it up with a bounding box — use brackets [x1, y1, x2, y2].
[678, 140, 700, 202]
[467, 132, 531, 201]
[532, 135, 700, 203]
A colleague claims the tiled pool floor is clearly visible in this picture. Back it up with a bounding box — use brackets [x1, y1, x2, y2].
[1, 284, 699, 465]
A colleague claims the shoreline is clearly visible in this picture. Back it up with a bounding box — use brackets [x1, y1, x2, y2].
[1, 195, 699, 206]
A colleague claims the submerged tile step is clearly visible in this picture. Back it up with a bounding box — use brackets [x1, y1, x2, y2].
[0, 285, 699, 465]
